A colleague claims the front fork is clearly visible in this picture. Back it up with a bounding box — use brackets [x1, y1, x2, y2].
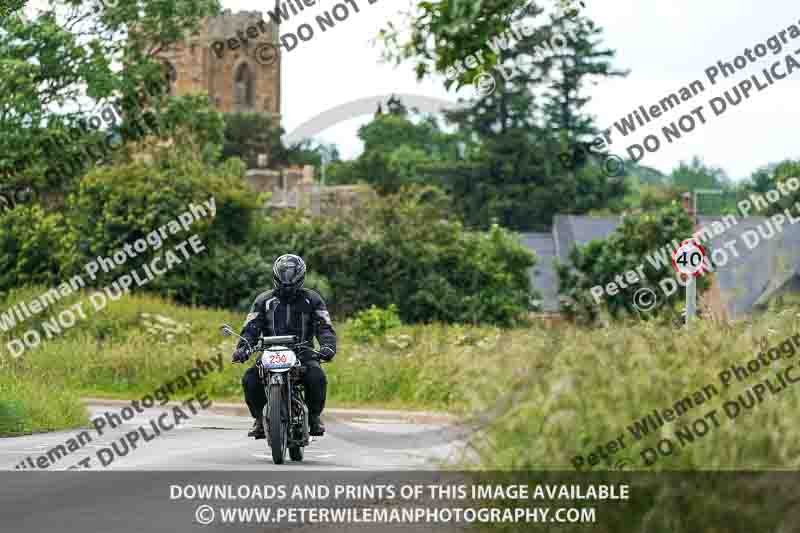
[262, 370, 309, 445]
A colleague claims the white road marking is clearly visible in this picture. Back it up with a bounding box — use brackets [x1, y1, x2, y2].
[348, 418, 409, 424]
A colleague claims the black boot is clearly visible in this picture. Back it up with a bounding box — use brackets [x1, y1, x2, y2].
[309, 414, 325, 436]
[248, 418, 265, 439]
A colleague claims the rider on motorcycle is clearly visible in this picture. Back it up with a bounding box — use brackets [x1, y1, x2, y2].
[232, 254, 336, 438]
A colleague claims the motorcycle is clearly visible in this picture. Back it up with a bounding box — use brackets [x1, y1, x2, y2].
[221, 324, 324, 465]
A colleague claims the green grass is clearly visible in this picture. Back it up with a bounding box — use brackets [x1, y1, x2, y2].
[0, 288, 481, 411]
[0, 372, 87, 436]
[4, 285, 800, 473]
[0, 288, 485, 436]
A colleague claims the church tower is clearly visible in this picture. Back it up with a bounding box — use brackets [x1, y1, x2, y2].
[155, 9, 281, 122]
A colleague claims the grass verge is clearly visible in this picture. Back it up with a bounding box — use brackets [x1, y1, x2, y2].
[3, 285, 800, 473]
[0, 372, 87, 436]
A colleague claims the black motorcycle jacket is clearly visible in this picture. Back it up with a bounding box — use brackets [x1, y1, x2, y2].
[236, 288, 336, 361]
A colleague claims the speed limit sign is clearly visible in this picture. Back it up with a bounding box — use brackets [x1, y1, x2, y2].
[671, 239, 707, 277]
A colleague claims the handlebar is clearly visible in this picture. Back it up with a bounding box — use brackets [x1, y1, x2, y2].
[232, 337, 325, 364]
[260, 335, 297, 345]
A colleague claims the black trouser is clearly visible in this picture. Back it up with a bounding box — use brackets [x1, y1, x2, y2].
[242, 359, 327, 419]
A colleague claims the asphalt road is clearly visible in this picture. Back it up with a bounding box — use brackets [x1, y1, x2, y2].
[0, 404, 469, 532]
[0, 403, 464, 471]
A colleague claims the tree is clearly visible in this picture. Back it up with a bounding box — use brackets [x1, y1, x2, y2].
[0, 0, 220, 194]
[286, 140, 340, 169]
[753, 159, 800, 216]
[380, 0, 535, 86]
[378, 1, 628, 229]
[222, 112, 286, 168]
[359, 110, 460, 157]
[629, 163, 669, 185]
[325, 159, 362, 186]
[747, 166, 775, 194]
[743, 159, 797, 196]
[669, 156, 730, 191]
[326, 105, 463, 194]
[541, 13, 627, 146]
[251, 185, 537, 325]
[430, 5, 627, 230]
[556, 203, 705, 324]
[429, 3, 563, 230]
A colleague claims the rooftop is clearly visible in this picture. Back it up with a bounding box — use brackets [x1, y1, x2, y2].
[522, 214, 800, 318]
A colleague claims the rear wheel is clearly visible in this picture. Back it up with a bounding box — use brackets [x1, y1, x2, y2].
[289, 446, 304, 461]
[267, 384, 287, 464]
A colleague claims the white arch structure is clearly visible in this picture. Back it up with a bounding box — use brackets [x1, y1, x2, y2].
[282, 93, 468, 146]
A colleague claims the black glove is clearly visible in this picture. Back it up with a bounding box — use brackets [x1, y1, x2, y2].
[318, 346, 335, 362]
[297, 348, 317, 362]
[231, 348, 249, 363]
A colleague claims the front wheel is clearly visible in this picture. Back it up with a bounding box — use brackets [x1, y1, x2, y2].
[267, 384, 287, 464]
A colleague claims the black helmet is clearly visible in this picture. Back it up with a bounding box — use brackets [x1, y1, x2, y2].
[272, 254, 306, 299]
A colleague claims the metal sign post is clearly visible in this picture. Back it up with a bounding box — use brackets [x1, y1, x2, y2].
[686, 276, 696, 329]
[687, 189, 723, 329]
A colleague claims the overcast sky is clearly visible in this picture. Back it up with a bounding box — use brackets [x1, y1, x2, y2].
[25, 0, 800, 180]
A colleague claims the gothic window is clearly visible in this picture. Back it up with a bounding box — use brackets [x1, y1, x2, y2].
[234, 62, 255, 110]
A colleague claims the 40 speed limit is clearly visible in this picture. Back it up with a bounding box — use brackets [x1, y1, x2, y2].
[671, 239, 707, 277]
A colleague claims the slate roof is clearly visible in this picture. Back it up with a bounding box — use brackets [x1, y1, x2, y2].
[552, 215, 622, 264]
[522, 214, 800, 318]
[698, 216, 800, 316]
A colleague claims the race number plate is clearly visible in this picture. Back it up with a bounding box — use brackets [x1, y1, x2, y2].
[260, 349, 296, 370]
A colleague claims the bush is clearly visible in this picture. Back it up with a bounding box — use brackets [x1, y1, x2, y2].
[556, 203, 708, 323]
[3, 147, 533, 325]
[347, 304, 403, 343]
[59, 150, 263, 309]
[254, 186, 537, 325]
[762, 159, 800, 215]
[0, 205, 71, 295]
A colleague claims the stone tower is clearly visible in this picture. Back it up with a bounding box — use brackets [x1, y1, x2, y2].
[155, 9, 281, 121]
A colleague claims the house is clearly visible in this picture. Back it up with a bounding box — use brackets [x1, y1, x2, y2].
[522, 213, 800, 319]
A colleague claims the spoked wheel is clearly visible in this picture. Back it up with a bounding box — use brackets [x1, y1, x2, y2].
[267, 384, 287, 464]
[289, 446, 304, 462]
